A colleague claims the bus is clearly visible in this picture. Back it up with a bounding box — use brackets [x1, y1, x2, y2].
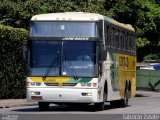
[27, 12, 136, 111]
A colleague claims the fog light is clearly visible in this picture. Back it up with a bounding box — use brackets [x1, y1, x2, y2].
[31, 91, 40, 95]
[82, 93, 92, 96]
[86, 93, 92, 96]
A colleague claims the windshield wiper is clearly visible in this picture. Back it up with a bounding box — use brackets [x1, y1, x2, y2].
[66, 60, 79, 80]
[42, 51, 59, 81]
[63, 49, 79, 80]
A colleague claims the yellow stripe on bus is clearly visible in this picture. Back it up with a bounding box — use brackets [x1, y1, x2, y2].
[30, 77, 71, 83]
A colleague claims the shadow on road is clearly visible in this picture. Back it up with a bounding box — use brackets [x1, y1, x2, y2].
[12, 103, 132, 112]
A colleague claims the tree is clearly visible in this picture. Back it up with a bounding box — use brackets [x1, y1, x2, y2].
[107, 0, 160, 61]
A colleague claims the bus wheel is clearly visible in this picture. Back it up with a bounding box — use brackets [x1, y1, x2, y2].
[94, 102, 104, 111]
[110, 88, 129, 108]
[120, 88, 129, 107]
[38, 102, 50, 111]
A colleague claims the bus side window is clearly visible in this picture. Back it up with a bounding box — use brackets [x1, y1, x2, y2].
[125, 32, 127, 51]
[120, 31, 123, 50]
[113, 27, 116, 48]
[133, 34, 136, 53]
[104, 24, 107, 47]
[104, 24, 109, 48]
[129, 34, 132, 52]
[123, 32, 126, 51]
[122, 31, 125, 50]
[110, 28, 113, 48]
[130, 34, 133, 52]
[112, 27, 115, 48]
[127, 33, 129, 52]
[107, 26, 111, 48]
[115, 29, 119, 49]
[119, 30, 121, 50]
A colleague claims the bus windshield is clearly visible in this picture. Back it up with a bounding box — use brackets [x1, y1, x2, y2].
[62, 41, 97, 77]
[29, 41, 98, 77]
[30, 21, 98, 37]
[29, 41, 60, 76]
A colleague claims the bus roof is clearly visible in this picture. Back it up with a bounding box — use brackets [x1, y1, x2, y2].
[31, 12, 135, 32]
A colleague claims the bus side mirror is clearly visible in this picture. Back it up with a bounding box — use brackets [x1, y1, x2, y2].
[22, 44, 27, 60]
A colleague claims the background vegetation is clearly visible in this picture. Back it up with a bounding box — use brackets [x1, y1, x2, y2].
[0, 0, 160, 98]
[0, 25, 28, 99]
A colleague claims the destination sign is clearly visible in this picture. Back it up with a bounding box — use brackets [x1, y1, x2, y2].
[29, 36, 99, 41]
[62, 37, 89, 40]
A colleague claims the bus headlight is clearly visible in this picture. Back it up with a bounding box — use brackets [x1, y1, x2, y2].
[31, 82, 36, 86]
[27, 82, 42, 86]
[80, 83, 97, 87]
[31, 91, 41, 95]
[35, 82, 41, 86]
[80, 83, 91, 87]
[81, 83, 86, 86]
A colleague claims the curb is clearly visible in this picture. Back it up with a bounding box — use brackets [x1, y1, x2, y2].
[0, 99, 37, 109]
[135, 90, 160, 97]
[0, 103, 38, 109]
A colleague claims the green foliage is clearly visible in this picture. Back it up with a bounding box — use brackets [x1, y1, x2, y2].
[0, 0, 108, 29]
[109, 0, 160, 61]
[0, 24, 28, 99]
[144, 54, 160, 62]
[136, 38, 150, 48]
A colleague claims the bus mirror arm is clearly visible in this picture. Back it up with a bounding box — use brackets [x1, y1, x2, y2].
[22, 44, 27, 60]
[99, 61, 103, 77]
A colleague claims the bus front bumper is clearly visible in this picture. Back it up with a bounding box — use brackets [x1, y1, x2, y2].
[27, 87, 99, 103]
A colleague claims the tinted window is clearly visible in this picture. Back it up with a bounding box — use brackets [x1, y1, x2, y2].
[30, 21, 98, 37]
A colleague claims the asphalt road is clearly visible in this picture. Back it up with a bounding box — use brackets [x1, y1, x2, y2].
[0, 93, 160, 120]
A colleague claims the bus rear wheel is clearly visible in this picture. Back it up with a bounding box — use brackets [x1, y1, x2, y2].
[120, 88, 129, 107]
[38, 102, 50, 111]
[110, 87, 129, 108]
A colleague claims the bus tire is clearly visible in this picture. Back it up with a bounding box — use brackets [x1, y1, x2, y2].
[38, 102, 50, 111]
[110, 86, 129, 108]
[120, 86, 129, 107]
[94, 102, 104, 111]
[114, 85, 129, 108]
[110, 100, 118, 108]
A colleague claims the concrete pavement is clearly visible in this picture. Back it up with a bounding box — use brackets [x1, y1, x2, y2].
[135, 90, 160, 97]
[0, 99, 37, 108]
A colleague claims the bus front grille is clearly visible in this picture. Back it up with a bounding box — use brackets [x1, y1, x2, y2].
[44, 83, 77, 86]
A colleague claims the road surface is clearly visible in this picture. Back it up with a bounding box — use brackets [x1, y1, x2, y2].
[0, 91, 160, 120]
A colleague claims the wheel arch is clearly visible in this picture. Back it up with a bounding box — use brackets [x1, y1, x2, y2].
[125, 80, 128, 91]
[103, 80, 108, 101]
[128, 80, 131, 92]
[104, 81, 108, 94]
